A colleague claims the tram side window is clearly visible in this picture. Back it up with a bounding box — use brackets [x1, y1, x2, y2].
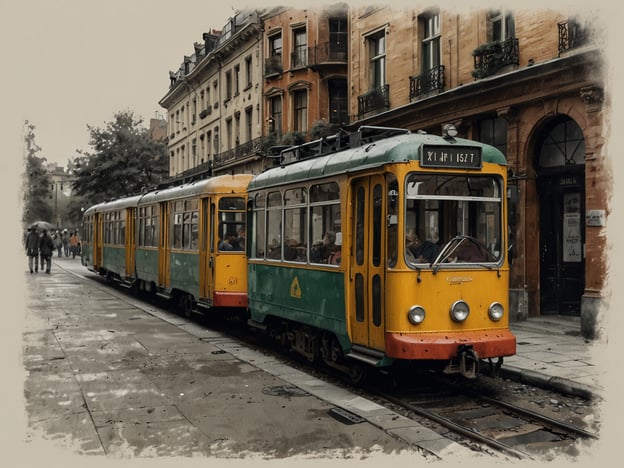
[309, 182, 341, 265]
[171, 199, 199, 250]
[283, 188, 307, 262]
[266, 192, 282, 259]
[252, 193, 266, 258]
[218, 197, 246, 252]
[139, 205, 159, 248]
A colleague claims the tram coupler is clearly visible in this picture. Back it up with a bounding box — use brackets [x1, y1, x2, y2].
[443, 345, 479, 379]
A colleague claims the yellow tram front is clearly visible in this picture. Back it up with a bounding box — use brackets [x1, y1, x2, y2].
[344, 128, 516, 377]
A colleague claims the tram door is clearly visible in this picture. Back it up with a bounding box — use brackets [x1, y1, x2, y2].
[158, 202, 170, 288]
[350, 176, 386, 351]
[125, 207, 136, 278]
[199, 198, 215, 302]
[93, 212, 103, 269]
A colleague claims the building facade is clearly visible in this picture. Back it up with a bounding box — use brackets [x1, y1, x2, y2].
[261, 4, 350, 143]
[347, 6, 609, 338]
[160, 10, 267, 181]
[159, 5, 610, 338]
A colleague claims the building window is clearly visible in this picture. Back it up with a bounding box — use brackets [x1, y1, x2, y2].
[270, 32, 283, 57]
[245, 107, 253, 142]
[479, 117, 508, 155]
[225, 70, 232, 101]
[269, 96, 283, 137]
[489, 10, 515, 41]
[329, 17, 348, 56]
[537, 117, 585, 168]
[292, 27, 307, 68]
[328, 78, 348, 125]
[245, 55, 253, 89]
[368, 31, 386, 89]
[421, 12, 441, 71]
[293, 90, 308, 133]
[226, 118, 233, 150]
[234, 65, 240, 96]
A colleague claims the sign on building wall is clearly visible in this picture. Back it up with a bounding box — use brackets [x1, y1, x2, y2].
[563, 192, 582, 263]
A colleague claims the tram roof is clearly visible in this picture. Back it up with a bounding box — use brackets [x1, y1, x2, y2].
[84, 174, 253, 215]
[248, 132, 507, 191]
[137, 173, 253, 205]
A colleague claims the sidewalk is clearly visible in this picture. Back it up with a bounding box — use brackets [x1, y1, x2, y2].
[20, 257, 469, 460]
[504, 314, 604, 400]
[19, 256, 604, 460]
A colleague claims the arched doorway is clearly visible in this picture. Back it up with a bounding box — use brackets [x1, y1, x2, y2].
[534, 116, 585, 315]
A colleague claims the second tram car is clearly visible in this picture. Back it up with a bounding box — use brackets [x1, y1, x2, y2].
[246, 126, 516, 379]
[82, 174, 252, 315]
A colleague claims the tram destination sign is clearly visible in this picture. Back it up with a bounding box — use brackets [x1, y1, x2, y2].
[420, 145, 482, 169]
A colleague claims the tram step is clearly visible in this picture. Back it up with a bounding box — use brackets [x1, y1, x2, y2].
[346, 345, 385, 366]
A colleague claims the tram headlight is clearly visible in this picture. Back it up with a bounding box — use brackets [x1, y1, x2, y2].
[488, 302, 505, 321]
[450, 300, 470, 322]
[407, 305, 426, 325]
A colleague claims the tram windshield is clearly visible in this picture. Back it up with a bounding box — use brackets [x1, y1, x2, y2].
[404, 174, 503, 267]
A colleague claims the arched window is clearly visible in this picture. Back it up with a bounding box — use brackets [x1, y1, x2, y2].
[538, 117, 585, 168]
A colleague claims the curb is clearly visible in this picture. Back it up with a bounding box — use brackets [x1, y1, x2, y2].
[498, 365, 596, 401]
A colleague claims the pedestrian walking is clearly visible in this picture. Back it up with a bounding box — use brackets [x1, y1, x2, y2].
[39, 229, 55, 274]
[62, 229, 70, 257]
[69, 231, 79, 259]
[25, 228, 40, 273]
[53, 231, 63, 257]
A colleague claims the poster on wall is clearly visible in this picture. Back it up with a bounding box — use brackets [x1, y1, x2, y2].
[563, 192, 582, 263]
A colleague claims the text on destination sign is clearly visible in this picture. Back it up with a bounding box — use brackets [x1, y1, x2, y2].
[420, 146, 482, 169]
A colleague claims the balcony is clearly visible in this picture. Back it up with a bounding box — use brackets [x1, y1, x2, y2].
[357, 85, 390, 119]
[213, 137, 265, 166]
[472, 36, 519, 79]
[308, 42, 348, 68]
[264, 54, 283, 77]
[558, 20, 588, 56]
[409, 65, 446, 100]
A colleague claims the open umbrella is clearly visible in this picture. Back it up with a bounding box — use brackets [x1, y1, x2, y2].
[29, 221, 56, 231]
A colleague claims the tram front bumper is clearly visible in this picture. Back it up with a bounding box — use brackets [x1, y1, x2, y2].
[385, 329, 516, 360]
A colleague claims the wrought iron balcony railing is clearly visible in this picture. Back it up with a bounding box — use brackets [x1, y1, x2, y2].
[409, 65, 446, 100]
[472, 36, 519, 79]
[558, 20, 588, 55]
[264, 54, 283, 76]
[357, 84, 390, 119]
[214, 137, 265, 166]
[308, 41, 348, 66]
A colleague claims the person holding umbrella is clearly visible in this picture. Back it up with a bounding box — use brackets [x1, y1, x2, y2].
[39, 229, 55, 274]
[25, 228, 39, 273]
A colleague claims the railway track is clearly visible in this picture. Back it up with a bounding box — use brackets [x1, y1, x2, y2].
[370, 376, 597, 460]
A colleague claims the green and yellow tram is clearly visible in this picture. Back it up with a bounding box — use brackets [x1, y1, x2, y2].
[82, 174, 252, 315]
[246, 126, 516, 379]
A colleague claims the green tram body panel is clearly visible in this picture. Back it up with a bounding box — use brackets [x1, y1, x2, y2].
[102, 246, 128, 278]
[81, 244, 93, 270]
[169, 251, 200, 298]
[135, 248, 159, 285]
[248, 263, 350, 348]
